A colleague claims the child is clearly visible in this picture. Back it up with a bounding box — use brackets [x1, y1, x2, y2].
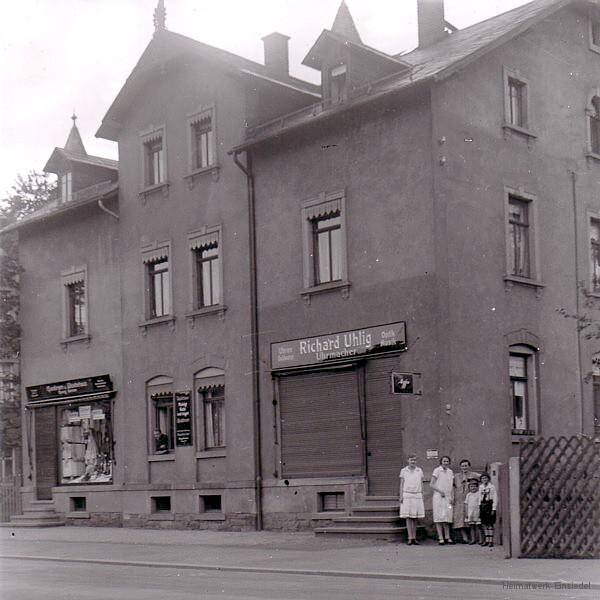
[464, 480, 481, 544]
[479, 473, 497, 547]
[399, 454, 425, 545]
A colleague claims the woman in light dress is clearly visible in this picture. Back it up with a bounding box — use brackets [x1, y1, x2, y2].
[452, 458, 480, 542]
[399, 454, 425, 545]
[430, 455, 454, 545]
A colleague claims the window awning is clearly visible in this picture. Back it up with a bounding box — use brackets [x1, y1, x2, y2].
[27, 390, 116, 408]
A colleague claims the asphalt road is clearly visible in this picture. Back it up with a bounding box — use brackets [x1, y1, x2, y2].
[1, 559, 596, 600]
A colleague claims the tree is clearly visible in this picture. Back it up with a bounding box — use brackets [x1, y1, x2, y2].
[0, 171, 56, 464]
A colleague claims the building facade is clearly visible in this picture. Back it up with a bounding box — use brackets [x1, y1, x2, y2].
[6, 0, 600, 531]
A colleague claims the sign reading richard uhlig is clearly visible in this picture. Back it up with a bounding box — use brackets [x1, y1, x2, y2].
[271, 321, 407, 370]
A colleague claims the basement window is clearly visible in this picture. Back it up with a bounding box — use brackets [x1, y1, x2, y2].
[200, 494, 222, 513]
[151, 496, 172, 513]
[70, 497, 87, 512]
[319, 491, 345, 512]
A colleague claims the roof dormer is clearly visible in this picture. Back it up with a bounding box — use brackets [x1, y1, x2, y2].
[302, 1, 410, 105]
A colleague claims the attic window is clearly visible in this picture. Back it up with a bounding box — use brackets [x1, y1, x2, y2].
[140, 127, 167, 190]
[330, 64, 347, 104]
[60, 172, 72, 203]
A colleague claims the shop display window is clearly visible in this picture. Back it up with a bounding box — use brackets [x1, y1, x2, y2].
[59, 400, 113, 484]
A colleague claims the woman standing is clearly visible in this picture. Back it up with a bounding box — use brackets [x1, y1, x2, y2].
[430, 455, 454, 544]
[452, 459, 480, 542]
[399, 454, 425, 545]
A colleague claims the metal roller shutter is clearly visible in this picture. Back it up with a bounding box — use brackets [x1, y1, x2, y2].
[34, 406, 58, 500]
[278, 368, 363, 479]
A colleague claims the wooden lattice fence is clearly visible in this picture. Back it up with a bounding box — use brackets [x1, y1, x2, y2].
[0, 475, 21, 522]
[520, 436, 600, 558]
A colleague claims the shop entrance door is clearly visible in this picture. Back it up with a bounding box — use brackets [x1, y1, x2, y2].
[34, 406, 58, 500]
[365, 358, 403, 496]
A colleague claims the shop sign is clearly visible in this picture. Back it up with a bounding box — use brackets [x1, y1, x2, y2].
[271, 321, 407, 370]
[26, 374, 113, 403]
[175, 391, 192, 446]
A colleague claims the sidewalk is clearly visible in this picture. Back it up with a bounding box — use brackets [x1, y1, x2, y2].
[1, 526, 598, 588]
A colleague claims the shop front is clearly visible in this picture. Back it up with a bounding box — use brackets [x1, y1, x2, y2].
[26, 375, 116, 500]
[271, 322, 410, 496]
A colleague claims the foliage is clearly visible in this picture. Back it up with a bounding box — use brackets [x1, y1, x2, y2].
[0, 171, 56, 458]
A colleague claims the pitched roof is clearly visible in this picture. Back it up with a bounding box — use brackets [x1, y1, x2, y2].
[331, 1, 362, 44]
[303, 29, 411, 71]
[397, 0, 572, 81]
[233, 0, 574, 152]
[97, 29, 320, 141]
[1, 181, 119, 233]
[44, 147, 118, 174]
[64, 118, 87, 156]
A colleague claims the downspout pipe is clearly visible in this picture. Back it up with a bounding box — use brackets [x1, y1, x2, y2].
[232, 149, 263, 530]
[97, 196, 119, 220]
[570, 169, 585, 435]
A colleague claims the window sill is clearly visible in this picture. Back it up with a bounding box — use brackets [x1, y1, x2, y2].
[301, 280, 351, 305]
[585, 152, 600, 163]
[189, 512, 226, 521]
[148, 454, 176, 462]
[139, 182, 169, 202]
[148, 512, 174, 521]
[66, 511, 90, 519]
[60, 334, 91, 349]
[186, 305, 227, 325]
[504, 275, 545, 293]
[184, 165, 220, 188]
[589, 43, 600, 56]
[196, 448, 226, 460]
[511, 430, 537, 444]
[502, 123, 537, 141]
[138, 315, 175, 334]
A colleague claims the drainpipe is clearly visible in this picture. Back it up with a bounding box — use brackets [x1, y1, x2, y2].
[97, 197, 119, 220]
[570, 169, 585, 434]
[232, 149, 263, 530]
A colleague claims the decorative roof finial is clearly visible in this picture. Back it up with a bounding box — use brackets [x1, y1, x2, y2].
[153, 0, 166, 33]
[64, 113, 87, 156]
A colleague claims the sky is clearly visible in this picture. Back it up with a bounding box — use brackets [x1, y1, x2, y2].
[0, 0, 531, 198]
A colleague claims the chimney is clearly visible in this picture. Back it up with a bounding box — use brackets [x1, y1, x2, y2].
[262, 32, 290, 78]
[417, 0, 446, 48]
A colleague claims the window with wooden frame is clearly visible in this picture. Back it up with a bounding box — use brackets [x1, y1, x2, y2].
[147, 376, 175, 455]
[509, 345, 538, 435]
[140, 128, 166, 189]
[60, 172, 72, 203]
[301, 192, 348, 293]
[507, 78, 526, 128]
[195, 368, 226, 451]
[507, 196, 531, 278]
[142, 244, 171, 321]
[590, 18, 600, 52]
[329, 64, 347, 104]
[588, 96, 600, 156]
[591, 218, 600, 293]
[188, 227, 223, 313]
[503, 68, 532, 136]
[188, 108, 216, 173]
[62, 267, 88, 340]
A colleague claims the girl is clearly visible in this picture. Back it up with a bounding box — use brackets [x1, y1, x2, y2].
[479, 473, 498, 547]
[399, 454, 425, 545]
[430, 455, 454, 544]
[464, 480, 481, 544]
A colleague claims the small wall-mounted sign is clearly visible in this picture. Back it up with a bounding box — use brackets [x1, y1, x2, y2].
[175, 391, 193, 446]
[426, 449, 439, 460]
[392, 372, 422, 395]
